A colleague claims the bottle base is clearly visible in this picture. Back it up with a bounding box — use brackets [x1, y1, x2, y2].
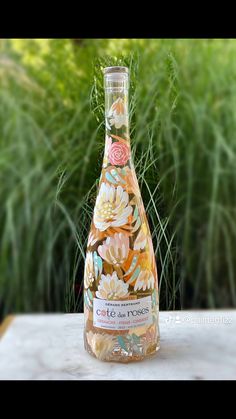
[84, 334, 160, 363]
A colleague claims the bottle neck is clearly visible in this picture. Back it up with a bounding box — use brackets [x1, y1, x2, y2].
[103, 67, 131, 170]
[105, 88, 130, 140]
[102, 88, 131, 170]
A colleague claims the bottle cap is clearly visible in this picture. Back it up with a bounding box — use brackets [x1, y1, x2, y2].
[104, 66, 129, 91]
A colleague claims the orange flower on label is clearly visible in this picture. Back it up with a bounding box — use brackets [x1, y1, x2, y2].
[134, 269, 155, 291]
[122, 250, 154, 289]
[87, 224, 108, 248]
[108, 97, 128, 129]
[134, 223, 148, 250]
[111, 97, 126, 114]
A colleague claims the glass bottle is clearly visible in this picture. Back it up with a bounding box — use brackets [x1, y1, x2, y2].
[83, 66, 160, 362]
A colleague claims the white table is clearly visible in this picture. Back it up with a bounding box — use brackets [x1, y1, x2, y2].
[0, 311, 235, 380]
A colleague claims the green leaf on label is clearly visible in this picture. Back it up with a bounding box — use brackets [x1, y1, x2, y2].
[121, 168, 126, 176]
[105, 172, 117, 184]
[132, 216, 141, 233]
[93, 251, 103, 279]
[87, 288, 93, 302]
[132, 333, 140, 344]
[133, 206, 139, 220]
[117, 336, 128, 351]
[84, 291, 92, 308]
[152, 289, 157, 307]
[127, 266, 141, 284]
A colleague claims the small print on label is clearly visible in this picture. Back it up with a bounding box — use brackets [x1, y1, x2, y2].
[93, 296, 152, 330]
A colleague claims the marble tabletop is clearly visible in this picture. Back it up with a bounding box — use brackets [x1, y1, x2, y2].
[0, 310, 235, 380]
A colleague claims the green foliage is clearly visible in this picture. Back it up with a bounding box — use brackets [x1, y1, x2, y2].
[0, 39, 236, 318]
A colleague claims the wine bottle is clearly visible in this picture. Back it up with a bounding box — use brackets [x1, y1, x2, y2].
[83, 66, 160, 362]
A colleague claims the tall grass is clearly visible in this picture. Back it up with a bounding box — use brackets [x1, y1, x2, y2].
[0, 39, 236, 318]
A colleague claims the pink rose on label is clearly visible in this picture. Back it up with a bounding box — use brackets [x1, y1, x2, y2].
[108, 141, 130, 166]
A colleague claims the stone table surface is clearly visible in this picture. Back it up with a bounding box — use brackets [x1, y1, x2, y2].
[0, 311, 235, 380]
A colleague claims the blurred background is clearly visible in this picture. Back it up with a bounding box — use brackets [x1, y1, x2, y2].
[0, 38, 236, 321]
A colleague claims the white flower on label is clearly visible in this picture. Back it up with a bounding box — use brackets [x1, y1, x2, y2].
[96, 271, 129, 300]
[108, 97, 128, 129]
[98, 232, 129, 266]
[134, 270, 155, 291]
[94, 182, 132, 232]
[84, 251, 95, 289]
[86, 331, 115, 360]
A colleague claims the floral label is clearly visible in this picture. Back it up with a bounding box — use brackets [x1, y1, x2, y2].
[93, 296, 152, 330]
[84, 81, 160, 360]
